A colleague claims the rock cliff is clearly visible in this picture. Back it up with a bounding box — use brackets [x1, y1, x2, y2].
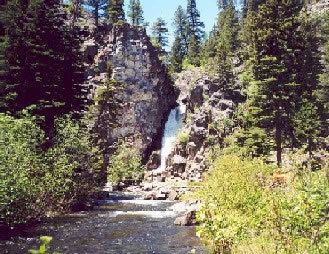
[83, 23, 178, 160]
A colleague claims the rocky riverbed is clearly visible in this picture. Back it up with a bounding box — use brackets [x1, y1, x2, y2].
[0, 192, 206, 254]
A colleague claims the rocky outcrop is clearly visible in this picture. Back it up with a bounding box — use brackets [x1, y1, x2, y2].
[83, 23, 177, 159]
[140, 70, 245, 201]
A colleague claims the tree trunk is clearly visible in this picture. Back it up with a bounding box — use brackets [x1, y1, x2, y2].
[276, 121, 282, 168]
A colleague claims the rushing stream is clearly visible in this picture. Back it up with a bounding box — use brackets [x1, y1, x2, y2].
[0, 104, 206, 254]
[0, 193, 205, 253]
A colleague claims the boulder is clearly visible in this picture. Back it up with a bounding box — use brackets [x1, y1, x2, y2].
[146, 150, 161, 170]
[168, 190, 179, 201]
[174, 210, 197, 226]
[189, 84, 204, 109]
[186, 142, 197, 159]
[217, 99, 234, 110]
[172, 155, 187, 174]
[194, 112, 209, 128]
[190, 126, 207, 147]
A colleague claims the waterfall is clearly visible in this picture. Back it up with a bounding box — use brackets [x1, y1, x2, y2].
[156, 104, 186, 172]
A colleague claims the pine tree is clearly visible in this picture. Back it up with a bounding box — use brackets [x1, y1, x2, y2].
[186, 0, 204, 66]
[108, 0, 125, 25]
[186, 0, 204, 44]
[128, 0, 144, 26]
[245, 0, 318, 166]
[170, 37, 184, 72]
[85, 0, 107, 28]
[4, 0, 85, 136]
[186, 34, 200, 66]
[151, 18, 168, 58]
[170, 5, 188, 72]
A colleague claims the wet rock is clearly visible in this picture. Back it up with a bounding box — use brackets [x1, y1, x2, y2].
[168, 190, 179, 201]
[174, 210, 197, 226]
[155, 193, 167, 200]
[144, 192, 156, 200]
[143, 182, 154, 191]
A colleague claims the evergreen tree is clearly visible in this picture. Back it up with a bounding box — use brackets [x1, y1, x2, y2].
[186, 0, 204, 66]
[127, 0, 144, 26]
[186, 34, 200, 66]
[170, 37, 185, 72]
[170, 5, 188, 72]
[85, 0, 107, 28]
[108, 0, 125, 24]
[4, 0, 85, 136]
[186, 0, 204, 43]
[151, 17, 168, 58]
[244, 0, 322, 166]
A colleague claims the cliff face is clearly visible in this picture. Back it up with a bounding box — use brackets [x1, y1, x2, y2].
[83, 24, 178, 160]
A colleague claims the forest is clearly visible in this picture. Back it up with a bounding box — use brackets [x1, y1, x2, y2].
[0, 0, 328, 253]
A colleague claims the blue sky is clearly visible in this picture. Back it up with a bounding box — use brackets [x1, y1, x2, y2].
[124, 0, 219, 47]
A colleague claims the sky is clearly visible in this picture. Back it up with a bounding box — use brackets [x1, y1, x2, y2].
[124, 0, 219, 47]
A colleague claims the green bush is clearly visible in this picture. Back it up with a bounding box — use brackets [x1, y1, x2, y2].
[107, 142, 144, 185]
[0, 114, 45, 225]
[195, 154, 329, 253]
[177, 131, 190, 146]
[28, 236, 61, 254]
[0, 114, 103, 226]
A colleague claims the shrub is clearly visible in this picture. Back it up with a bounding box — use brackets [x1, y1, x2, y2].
[0, 114, 103, 226]
[107, 142, 144, 185]
[195, 153, 329, 253]
[28, 236, 61, 254]
[0, 114, 45, 225]
[177, 131, 189, 146]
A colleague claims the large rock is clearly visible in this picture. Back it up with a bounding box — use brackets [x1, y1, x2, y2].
[174, 210, 197, 226]
[189, 84, 204, 109]
[86, 24, 177, 160]
[146, 151, 161, 170]
[172, 155, 187, 175]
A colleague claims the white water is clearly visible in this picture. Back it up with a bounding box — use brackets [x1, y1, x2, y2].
[156, 104, 186, 172]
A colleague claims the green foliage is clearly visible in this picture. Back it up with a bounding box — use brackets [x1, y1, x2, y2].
[293, 100, 322, 155]
[225, 127, 272, 158]
[186, 34, 200, 67]
[178, 131, 190, 146]
[108, 0, 125, 24]
[127, 0, 144, 26]
[107, 142, 144, 184]
[186, 0, 204, 45]
[28, 236, 61, 254]
[85, 0, 107, 28]
[4, 0, 85, 134]
[170, 5, 188, 72]
[0, 114, 102, 226]
[151, 17, 168, 58]
[240, 1, 322, 166]
[195, 153, 329, 253]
